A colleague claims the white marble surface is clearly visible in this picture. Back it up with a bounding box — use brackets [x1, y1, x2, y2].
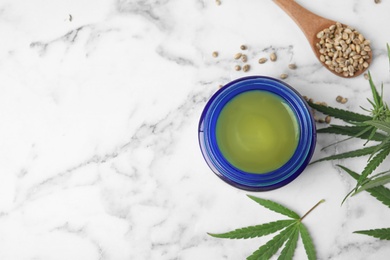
[0, 0, 390, 259]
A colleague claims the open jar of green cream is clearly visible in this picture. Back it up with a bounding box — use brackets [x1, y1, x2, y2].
[198, 76, 316, 191]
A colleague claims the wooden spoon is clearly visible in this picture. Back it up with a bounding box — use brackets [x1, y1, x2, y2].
[273, 0, 372, 78]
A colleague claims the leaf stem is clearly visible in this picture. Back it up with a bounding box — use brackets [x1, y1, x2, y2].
[300, 199, 325, 222]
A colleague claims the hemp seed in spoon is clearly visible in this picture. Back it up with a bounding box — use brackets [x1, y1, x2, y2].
[316, 22, 372, 77]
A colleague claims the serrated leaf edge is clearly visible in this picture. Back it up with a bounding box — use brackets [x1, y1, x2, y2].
[357, 146, 390, 185]
[299, 224, 317, 260]
[247, 195, 300, 220]
[308, 102, 371, 122]
[338, 165, 390, 208]
[311, 144, 381, 164]
[277, 226, 300, 260]
[246, 224, 298, 260]
[354, 228, 390, 240]
[207, 219, 295, 239]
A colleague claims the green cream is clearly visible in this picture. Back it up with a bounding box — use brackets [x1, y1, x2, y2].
[216, 90, 300, 174]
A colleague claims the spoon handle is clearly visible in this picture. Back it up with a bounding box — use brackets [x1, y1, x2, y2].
[273, 0, 335, 41]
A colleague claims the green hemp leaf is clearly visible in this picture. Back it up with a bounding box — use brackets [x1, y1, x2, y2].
[337, 166, 390, 240]
[308, 44, 390, 197]
[208, 195, 324, 260]
[354, 228, 390, 240]
[308, 44, 390, 241]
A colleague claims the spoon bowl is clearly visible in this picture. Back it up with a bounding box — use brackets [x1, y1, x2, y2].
[273, 0, 372, 78]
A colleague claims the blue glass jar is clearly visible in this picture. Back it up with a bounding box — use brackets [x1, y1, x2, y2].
[198, 76, 316, 191]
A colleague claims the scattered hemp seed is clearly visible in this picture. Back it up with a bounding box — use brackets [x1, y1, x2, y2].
[258, 57, 267, 64]
[234, 53, 242, 60]
[243, 64, 250, 72]
[235, 65, 242, 71]
[215, 0, 221, 6]
[315, 101, 328, 106]
[280, 73, 288, 79]
[240, 45, 247, 50]
[375, 0, 381, 3]
[364, 73, 369, 80]
[288, 63, 297, 70]
[241, 54, 248, 63]
[336, 95, 348, 104]
[212, 51, 219, 58]
[270, 52, 277, 62]
[315, 22, 372, 77]
[218, 84, 223, 89]
[304, 97, 333, 124]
